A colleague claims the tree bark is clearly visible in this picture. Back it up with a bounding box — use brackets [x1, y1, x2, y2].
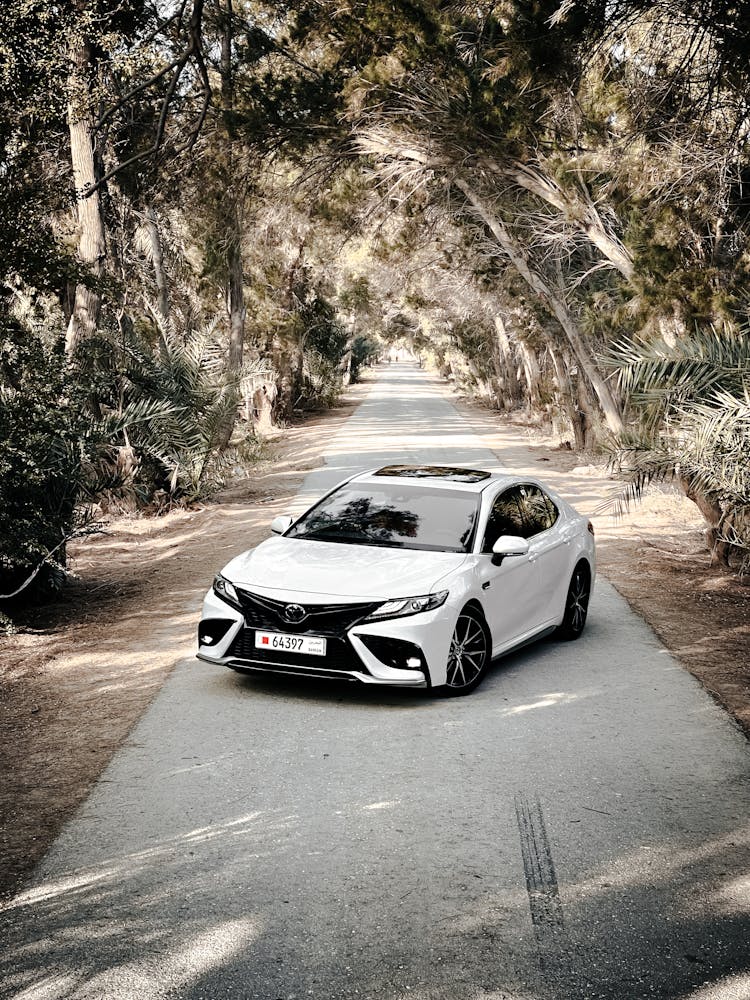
[517, 338, 542, 411]
[226, 205, 245, 373]
[493, 315, 523, 410]
[678, 474, 731, 566]
[66, 30, 105, 354]
[252, 383, 276, 434]
[213, 0, 245, 450]
[146, 206, 170, 324]
[549, 343, 584, 448]
[455, 180, 625, 435]
[221, 0, 245, 375]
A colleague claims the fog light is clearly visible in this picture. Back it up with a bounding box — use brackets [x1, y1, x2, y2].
[197, 619, 235, 649]
[359, 635, 425, 671]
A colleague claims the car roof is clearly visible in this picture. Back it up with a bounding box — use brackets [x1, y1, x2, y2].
[352, 465, 521, 494]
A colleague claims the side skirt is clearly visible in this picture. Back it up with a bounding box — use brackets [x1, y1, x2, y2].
[491, 624, 558, 661]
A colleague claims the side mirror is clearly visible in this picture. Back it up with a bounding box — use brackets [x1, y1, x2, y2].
[491, 535, 529, 566]
[270, 514, 293, 535]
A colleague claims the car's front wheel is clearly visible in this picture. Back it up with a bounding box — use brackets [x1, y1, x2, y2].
[555, 562, 591, 640]
[440, 608, 491, 696]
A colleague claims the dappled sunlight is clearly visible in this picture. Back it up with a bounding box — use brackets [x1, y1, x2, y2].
[716, 874, 750, 917]
[13, 973, 79, 1000]
[498, 691, 581, 716]
[4, 811, 289, 913]
[5, 862, 129, 912]
[566, 827, 750, 914]
[673, 624, 750, 658]
[387, 986, 538, 1000]
[683, 973, 750, 999]
[76, 918, 260, 999]
[45, 643, 191, 680]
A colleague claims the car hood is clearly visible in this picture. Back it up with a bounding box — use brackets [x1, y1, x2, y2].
[222, 536, 467, 601]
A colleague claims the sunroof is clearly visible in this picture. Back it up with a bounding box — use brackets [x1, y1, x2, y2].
[373, 465, 491, 483]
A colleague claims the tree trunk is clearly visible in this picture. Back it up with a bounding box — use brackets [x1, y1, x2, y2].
[517, 339, 542, 412]
[455, 180, 625, 436]
[465, 357, 494, 403]
[252, 383, 276, 434]
[226, 206, 245, 372]
[65, 31, 105, 354]
[214, 0, 245, 450]
[493, 315, 523, 410]
[575, 374, 597, 451]
[549, 343, 585, 448]
[146, 206, 170, 324]
[678, 474, 731, 566]
[222, 1, 245, 374]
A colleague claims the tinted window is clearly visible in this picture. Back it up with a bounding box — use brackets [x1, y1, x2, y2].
[288, 484, 479, 553]
[518, 485, 558, 536]
[482, 487, 526, 551]
[482, 485, 559, 550]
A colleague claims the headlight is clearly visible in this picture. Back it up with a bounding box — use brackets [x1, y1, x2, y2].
[213, 573, 241, 608]
[366, 590, 449, 621]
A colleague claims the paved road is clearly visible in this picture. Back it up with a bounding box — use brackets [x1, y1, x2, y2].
[3, 364, 750, 1000]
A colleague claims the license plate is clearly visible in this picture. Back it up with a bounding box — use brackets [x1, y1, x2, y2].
[254, 631, 327, 656]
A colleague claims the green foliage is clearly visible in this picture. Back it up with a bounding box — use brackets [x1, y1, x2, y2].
[299, 300, 349, 407]
[349, 333, 380, 382]
[125, 319, 246, 501]
[604, 325, 750, 565]
[0, 309, 258, 604]
[79, 315, 256, 503]
[0, 322, 81, 597]
[0, 319, 155, 599]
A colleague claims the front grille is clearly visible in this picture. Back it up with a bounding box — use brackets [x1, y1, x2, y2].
[235, 589, 378, 638]
[227, 628, 366, 674]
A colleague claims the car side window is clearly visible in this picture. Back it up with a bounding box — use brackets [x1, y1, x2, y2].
[482, 487, 527, 552]
[517, 485, 559, 537]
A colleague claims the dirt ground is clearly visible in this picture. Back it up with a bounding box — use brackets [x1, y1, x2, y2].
[1, 373, 748, 902]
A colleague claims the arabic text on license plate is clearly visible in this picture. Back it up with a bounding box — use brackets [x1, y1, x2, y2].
[254, 631, 327, 656]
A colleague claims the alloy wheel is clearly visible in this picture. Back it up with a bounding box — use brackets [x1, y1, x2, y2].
[557, 565, 590, 639]
[446, 612, 489, 690]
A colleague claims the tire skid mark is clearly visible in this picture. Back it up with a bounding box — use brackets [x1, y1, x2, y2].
[514, 792, 565, 951]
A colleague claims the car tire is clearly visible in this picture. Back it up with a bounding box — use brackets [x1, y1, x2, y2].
[555, 562, 591, 640]
[439, 608, 491, 696]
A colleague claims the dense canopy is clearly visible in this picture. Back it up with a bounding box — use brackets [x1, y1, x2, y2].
[1, 0, 749, 602]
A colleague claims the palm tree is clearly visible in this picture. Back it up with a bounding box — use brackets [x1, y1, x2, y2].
[604, 325, 750, 568]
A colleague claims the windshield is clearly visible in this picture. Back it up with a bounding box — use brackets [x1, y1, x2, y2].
[287, 483, 480, 553]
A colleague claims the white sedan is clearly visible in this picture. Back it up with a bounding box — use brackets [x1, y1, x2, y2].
[197, 465, 595, 696]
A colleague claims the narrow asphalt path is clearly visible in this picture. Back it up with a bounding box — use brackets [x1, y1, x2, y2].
[3, 364, 750, 1000]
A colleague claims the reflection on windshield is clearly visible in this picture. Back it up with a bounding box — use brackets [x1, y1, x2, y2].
[288, 485, 479, 553]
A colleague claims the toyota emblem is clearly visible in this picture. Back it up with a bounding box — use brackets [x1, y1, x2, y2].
[283, 603, 307, 624]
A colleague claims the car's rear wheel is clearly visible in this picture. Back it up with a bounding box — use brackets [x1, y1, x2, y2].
[440, 609, 490, 696]
[555, 562, 591, 640]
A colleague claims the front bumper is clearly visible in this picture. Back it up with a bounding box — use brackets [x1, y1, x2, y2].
[197, 587, 456, 688]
